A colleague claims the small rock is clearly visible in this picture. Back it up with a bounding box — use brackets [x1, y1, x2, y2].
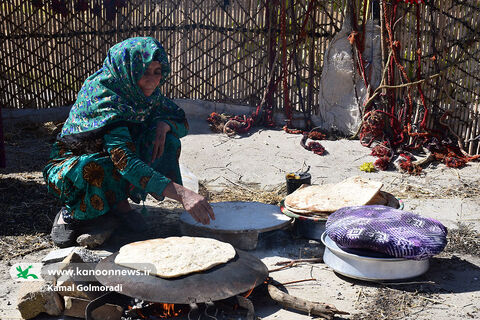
[17, 281, 64, 319]
[71, 247, 102, 263]
[54, 251, 106, 300]
[42, 247, 78, 264]
[90, 249, 114, 258]
[76, 229, 113, 248]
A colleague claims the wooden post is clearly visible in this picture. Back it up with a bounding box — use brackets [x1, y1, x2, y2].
[265, 0, 276, 113]
[307, 4, 316, 122]
[380, 0, 386, 94]
[0, 105, 5, 168]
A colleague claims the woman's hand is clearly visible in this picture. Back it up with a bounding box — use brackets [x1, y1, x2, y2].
[161, 182, 215, 225]
[151, 121, 171, 164]
[180, 188, 215, 225]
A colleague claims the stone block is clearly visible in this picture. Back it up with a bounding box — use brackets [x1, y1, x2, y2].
[63, 296, 123, 320]
[17, 281, 64, 319]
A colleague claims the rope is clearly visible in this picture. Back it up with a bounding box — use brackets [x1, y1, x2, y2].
[295, 127, 327, 156]
[300, 134, 326, 156]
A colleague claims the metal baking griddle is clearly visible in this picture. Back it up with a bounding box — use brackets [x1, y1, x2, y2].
[94, 249, 268, 304]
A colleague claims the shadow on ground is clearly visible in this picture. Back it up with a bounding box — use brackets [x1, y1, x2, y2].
[333, 254, 480, 295]
[0, 177, 59, 236]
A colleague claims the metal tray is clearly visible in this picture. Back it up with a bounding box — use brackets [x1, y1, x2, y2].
[180, 202, 292, 250]
[321, 232, 429, 281]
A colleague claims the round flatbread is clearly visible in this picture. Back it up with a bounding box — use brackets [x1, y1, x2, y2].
[114, 237, 236, 278]
[366, 190, 388, 205]
[284, 176, 383, 213]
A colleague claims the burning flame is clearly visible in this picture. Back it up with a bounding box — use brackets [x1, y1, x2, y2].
[159, 303, 181, 318]
[243, 279, 257, 299]
[128, 302, 184, 319]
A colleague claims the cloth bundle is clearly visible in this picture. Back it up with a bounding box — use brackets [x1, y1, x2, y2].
[326, 205, 448, 260]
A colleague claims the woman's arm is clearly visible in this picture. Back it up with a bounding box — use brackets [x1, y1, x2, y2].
[161, 181, 215, 225]
[151, 121, 171, 163]
[150, 97, 189, 139]
[104, 126, 214, 224]
[160, 118, 189, 139]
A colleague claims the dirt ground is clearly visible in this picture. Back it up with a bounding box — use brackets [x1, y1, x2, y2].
[1, 106, 480, 320]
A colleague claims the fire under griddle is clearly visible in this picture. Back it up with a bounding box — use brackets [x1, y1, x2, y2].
[86, 249, 268, 319]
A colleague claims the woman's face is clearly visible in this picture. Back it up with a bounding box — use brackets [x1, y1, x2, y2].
[137, 61, 162, 97]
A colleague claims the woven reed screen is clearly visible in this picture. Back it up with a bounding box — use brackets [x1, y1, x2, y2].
[0, 0, 341, 114]
[1, 1, 479, 154]
[386, 0, 480, 154]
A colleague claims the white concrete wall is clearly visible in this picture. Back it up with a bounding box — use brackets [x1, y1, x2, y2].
[2, 99, 319, 131]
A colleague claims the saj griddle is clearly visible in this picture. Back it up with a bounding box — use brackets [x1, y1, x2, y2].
[86, 249, 268, 320]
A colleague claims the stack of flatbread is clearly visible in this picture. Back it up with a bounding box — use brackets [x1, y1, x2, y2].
[284, 176, 388, 218]
[114, 237, 236, 278]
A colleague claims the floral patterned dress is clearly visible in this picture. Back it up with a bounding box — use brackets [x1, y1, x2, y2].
[43, 37, 188, 220]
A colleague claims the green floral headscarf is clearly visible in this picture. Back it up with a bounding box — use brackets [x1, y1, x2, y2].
[60, 37, 184, 139]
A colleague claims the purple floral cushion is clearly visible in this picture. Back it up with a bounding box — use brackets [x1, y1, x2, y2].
[326, 205, 448, 260]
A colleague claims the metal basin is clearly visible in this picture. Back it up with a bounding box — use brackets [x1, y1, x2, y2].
[321, 232, 429, 281]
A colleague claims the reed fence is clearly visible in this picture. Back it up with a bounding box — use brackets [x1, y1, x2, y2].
[0, 0, 479, 153]
[0, 0, 341, 113]
[385, 0, 480, 154]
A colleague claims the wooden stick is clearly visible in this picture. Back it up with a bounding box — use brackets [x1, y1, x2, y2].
[281, 278, 316, 286]
[413, 147, 435, 166]
[269, 262, 295, 273]
[416, 295, 455, 308]
[350, 47, 444, 140]
[267, 282, 349, 319]
[222, 178, 256, 193]
[275, 258, 323, 266]
[378, 73, 442, 89]
[269, 258, 324, 273]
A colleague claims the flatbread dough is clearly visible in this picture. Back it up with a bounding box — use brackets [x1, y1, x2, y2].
[114, 237, 236, 278]
[180, 201, 291, 231]
[284, 176, 383, 213]
[366, 190, 388, 205]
